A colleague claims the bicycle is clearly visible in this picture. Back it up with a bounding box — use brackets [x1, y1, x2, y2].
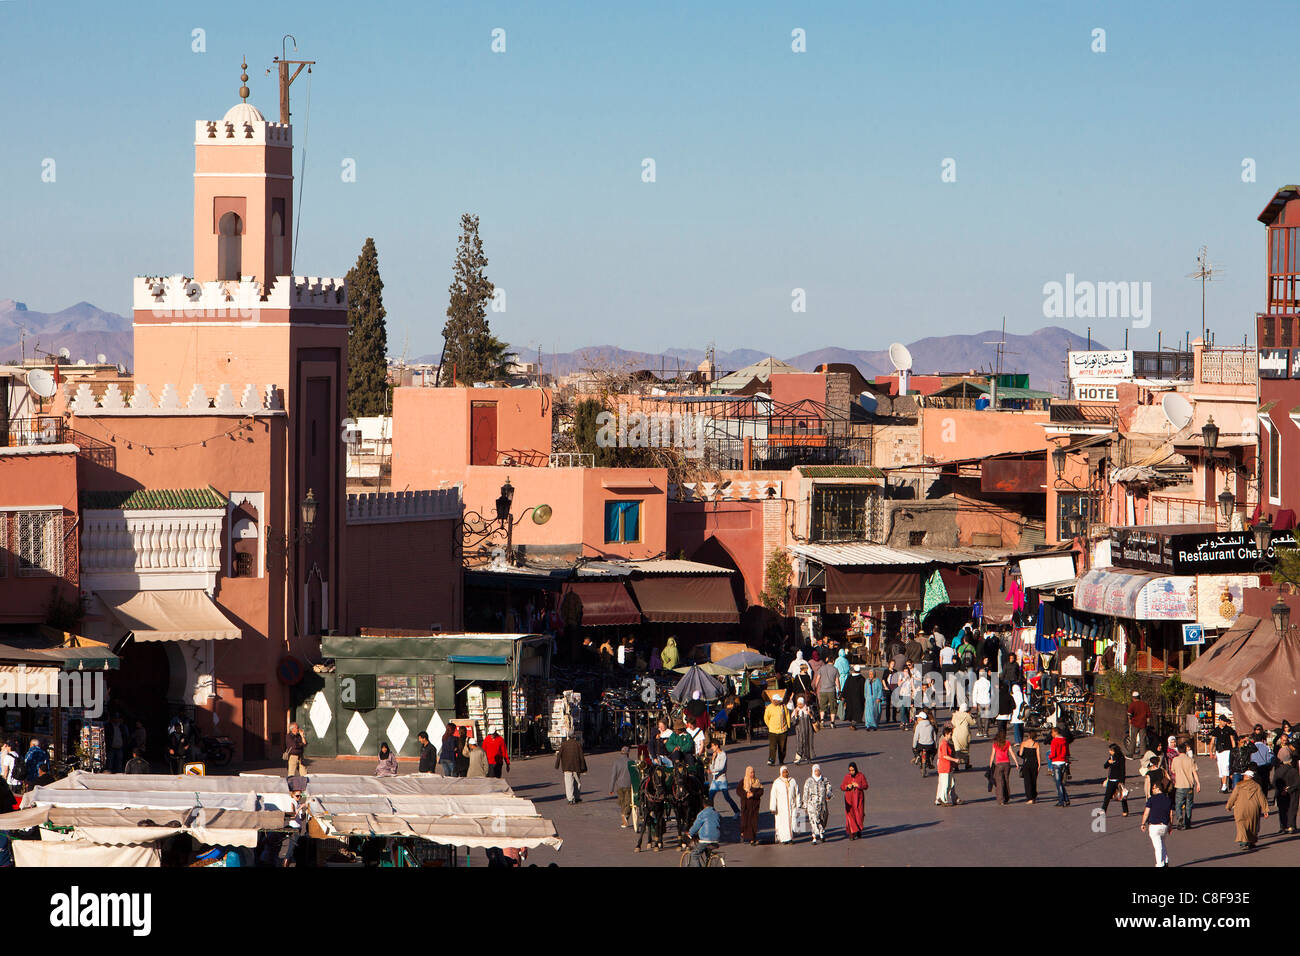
[913, 745, 935, 777]
[679, 841, 727, 867]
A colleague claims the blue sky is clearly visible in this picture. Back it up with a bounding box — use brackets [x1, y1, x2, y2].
[0, 0, 1288, 358]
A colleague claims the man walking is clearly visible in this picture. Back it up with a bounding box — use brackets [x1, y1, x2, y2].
[1273, 748, 1299, 834]
[1212, 715, 1237, 793]
[482, 728, 510, 778]
[764, 694, 790, 766]
[285, 722, 306, 779]
[935, 724, 962, 806]
[556, 734, 588, 804]
[1169, 740, 1200, 829]
[1126, 692, 1151, 758]
[815, 657, 839, 729]
[609, 745, 633, 828]
[882, 660, 899, 724]
[417, 731, 437, 773]
[107, 714, 128, 774]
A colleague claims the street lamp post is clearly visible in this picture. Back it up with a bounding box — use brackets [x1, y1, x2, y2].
[458, 478, 553, 565]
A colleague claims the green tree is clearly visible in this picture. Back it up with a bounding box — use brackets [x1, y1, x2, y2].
[439, 214, 508, 384]
[760, 549, 793, 615]
[345, 237, 390, 417]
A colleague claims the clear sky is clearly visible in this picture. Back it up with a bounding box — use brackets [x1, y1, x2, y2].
[0, 0, 1289, 358]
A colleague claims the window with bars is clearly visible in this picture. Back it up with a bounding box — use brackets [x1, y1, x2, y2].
[17, 511, 63, 577]
[811, 486, 881, 542]
[1055, 493, 1098, 540]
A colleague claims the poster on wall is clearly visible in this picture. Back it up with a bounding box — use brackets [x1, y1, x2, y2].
[1194, 574, 1259, 630]
[1182, 623, 1205, 646]
[1133, 577, 1197, 620]
[376, 675, 418, 707]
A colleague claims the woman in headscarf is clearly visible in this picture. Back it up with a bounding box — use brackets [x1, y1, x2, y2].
[660, 637, 679, 671]
[834, 647, 852, 687]
[790, 663, 816, 709]
[792, 696, 817, 764]
[802, 764, 834, 844]
[842, 665, 866, 729]
[736, 765, 763, 845]
[769, 765, 801, 844]
[375, 741, 398, 777]
[786, 650, 808, 677]
[863, 670, 883, 731]
[840, 762, 869, 840]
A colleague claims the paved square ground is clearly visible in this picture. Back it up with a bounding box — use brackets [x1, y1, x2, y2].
[268, 718, 1300, 867]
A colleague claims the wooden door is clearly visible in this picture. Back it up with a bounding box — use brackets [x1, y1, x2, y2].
[242, 684, 266, 761]
[471, 402, 498, 466]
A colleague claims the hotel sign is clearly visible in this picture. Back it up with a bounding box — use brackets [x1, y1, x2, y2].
[1259, 348, 1289, 379]
[1068, 350, 1133, 381]
[1072, 383, 1119, 402]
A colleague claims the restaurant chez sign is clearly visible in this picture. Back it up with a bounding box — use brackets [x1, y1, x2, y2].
[1111, 527, 1297, 575]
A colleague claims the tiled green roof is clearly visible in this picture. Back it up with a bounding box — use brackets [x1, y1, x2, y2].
[81, 488, 227, 511]
[797, 466, 885, 479]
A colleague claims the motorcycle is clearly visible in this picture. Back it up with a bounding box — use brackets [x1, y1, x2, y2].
[194, 735, 234, 767]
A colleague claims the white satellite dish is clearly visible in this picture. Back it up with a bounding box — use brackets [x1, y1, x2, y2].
[76, 358, 87, 366]
[58, 347, 70, 360]
[888, 343, 913, 395]
[25, 368, 57, 398]
[96, 353, 107, 365]
[1161, 393, 1193, 431]
[115, 363, 127, 375]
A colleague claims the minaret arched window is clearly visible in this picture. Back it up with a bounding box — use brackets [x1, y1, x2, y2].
[217, 211, 243, 281]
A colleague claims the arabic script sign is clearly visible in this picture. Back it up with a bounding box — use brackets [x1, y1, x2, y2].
[1067, 350, 1134, 381]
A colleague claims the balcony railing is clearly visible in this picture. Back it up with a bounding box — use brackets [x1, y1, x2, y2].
[1, 417, 115, 468]
[1148, 494, 1258, 527]
[1199, 348, 1257, 386]
[1049, 403, 1119, 427]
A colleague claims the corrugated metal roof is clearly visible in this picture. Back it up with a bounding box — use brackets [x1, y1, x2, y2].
[798, 466, 885, 479]
[790, 543, 1008, 567]
[577, 559, 735, 577]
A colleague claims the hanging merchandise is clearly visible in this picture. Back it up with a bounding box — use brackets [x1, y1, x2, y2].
[920, 571, 949, 622]
[1009, 578, 1026, 613]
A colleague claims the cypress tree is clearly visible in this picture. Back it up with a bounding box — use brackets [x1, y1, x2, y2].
[440, 214, 510, 384]
[345, 237, 390, 417]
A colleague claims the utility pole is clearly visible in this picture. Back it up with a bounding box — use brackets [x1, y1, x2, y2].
[269, 35, 314, 124]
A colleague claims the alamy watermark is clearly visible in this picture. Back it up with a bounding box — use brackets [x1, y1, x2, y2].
[1042, 273, 1151, 328]
[595, 405, 706, 458]
[0, 667, 104, 718]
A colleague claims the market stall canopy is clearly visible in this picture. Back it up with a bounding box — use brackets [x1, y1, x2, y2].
[674, 661, 740, 678]
[980, 565, 1014, 624]
[1229, 621, 1300, 729]
[99, 589, 241, 642]
[670, 664, 725, 701]
[1180, 615, 1271, 697]
[297, 773, 510, 797]
[631, 575, 740, 624]
[0, 624, 120, 670]
[561, 580, 641, 626]
[0, 804, 283, 848]
[824, 567, 919, 607]
[791, 542, 1008, 567]
[716, 650, 774, 670]
[1019, 554, 1077, 590]
[939, 567, 979, 605]
[1072, 568, 1197, 621]
[12, 842, 161, 867]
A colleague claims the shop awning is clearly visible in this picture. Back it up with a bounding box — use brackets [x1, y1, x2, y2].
[1072, 569, 1197, 621]
[939, 567, 979, 606]
[0, 664, 59, 696]
[1180, 615, 1273, 696]
[630, 575, 740, 623]
[1019, 554, 1077, 590]
[561, 580, 641, 626]
[824, 567, 919, 607]
[99, 589, 241, 642]
[980, 565, 1014, 624]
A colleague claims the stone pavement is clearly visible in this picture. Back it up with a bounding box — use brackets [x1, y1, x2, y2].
[242, 721, 1300, 867]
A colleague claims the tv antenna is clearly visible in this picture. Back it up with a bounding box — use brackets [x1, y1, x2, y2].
[1186, 245, 1225, 345]
[268, 35, 314, 125]
[982, 316, 1019, 379]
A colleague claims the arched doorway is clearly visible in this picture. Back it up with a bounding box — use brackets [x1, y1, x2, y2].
[217, 211, 243, 280]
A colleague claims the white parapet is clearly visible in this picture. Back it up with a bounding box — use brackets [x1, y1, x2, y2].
[346, 488, 463, 524]
[66, 381, 286, 416]
[133, 273, 347, 316]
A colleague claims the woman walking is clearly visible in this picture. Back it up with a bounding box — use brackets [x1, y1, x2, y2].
[989, 728, 1019, 805]
[736, 766, 763, 845]
[792, 697, 817, 764]
[973, 669, 992, 736]
[840, 762, 869, 840]
[863, 671, 883, 731]
[802, 764, 834, 844]
[708, 739, 741, 815]
[1141, 778, 1174, 867]
[1102, 743, 1130, 816]
[1018, 730, 1041, 804]
[769, 765, 801, 844]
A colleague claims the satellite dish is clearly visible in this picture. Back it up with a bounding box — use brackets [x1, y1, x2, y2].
[58, 347, 70, 360]
[115, 363, 127, 375]
[76, 358, 87, 366]
[1161, 393, 1194, 430]
[96, 353, 107, 365]
[532, 503, 553, 525]
[25, 369, 57, 398]
[888, 343, 913, 371]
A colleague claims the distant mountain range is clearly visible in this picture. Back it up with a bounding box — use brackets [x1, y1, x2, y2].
[417, 326, 1105, 393]
[0, 299, 132, 366]
[2, 296, 1100, 392]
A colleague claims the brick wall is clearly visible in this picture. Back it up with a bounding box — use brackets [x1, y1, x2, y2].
[346, 517, 463, 632]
